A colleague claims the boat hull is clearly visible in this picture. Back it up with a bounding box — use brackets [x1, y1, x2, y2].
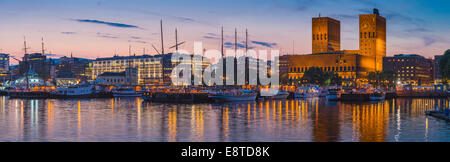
[294, 93, 319, 98]
[326, 94, 340, 101]
[113, 93, 142, 97]
[210, 95, 257, 102]
[8, 91, 51, 99]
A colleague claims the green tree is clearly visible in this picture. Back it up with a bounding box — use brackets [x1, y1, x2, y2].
[367, 71, 382, 87]
[367, 69, 396, 89]
[381, 69, 396, 89]
[301, 67, 342, 86]
[439, 49, 450, 83]
[301, 67, 327, 86]
[326, 72, 342, 86]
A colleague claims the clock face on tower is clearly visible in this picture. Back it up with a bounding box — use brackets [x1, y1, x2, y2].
[362, 23, 369, 30]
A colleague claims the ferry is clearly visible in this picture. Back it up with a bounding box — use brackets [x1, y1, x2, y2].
[209, 89, 257, 102]
[112, 87, 142, 97]
[52, 85, 95, 98]
[294, 86, 319, 98]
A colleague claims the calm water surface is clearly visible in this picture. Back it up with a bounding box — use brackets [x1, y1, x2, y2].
[0, 96, 449, 142]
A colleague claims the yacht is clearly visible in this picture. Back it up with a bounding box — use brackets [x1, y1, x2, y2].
[294, 86, 319, 98]
[52, 85, 95, 98]
[112, 87, 142, 97]
[209, 89, 257, 102]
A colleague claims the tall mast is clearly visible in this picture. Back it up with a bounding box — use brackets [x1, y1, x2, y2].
[160, 20, 165, 85]
[160, 20, 164, 55]
[129, 45, 131, 56]
[234, 28, 237, 53]
[23, 36, 28, 56]
[221, 26, 224, 58]
[23, 36, 30, 91]
[175, 28, 178, 52]
[221, 27, 225, 85]
[41, 37, 45, 55]
[245, 29, 248, 53]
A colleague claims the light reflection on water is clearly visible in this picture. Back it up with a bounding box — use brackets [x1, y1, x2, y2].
[0, 96, 448, 142]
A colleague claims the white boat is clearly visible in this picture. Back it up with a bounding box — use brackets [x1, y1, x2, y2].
[113, 88, 142, 97]
[294, 86, 319, 98]
[52, 85, 94, 98]
[326, 87, 342, 101]
[209, 89, 257, 102]
[369, 89, 386, 101]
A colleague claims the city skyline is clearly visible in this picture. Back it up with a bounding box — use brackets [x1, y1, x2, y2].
[1, 0, 450, 65]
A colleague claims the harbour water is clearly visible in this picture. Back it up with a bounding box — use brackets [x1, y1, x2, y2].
[0, 96, 448, 142]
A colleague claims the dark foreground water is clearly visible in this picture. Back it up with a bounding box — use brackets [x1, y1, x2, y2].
[0, 96, 449, 142]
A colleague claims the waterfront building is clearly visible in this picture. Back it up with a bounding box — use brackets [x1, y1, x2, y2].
[92, 53, 210, 86]
[285, 9, 386, 86]
[0, 53, 10, 82]
[383, 54, 434, 85]
[95, 67, 138, 86]
[19, 53, 55, 81]
[359, 8, 386, 71]
[56, 56, 91, 80]
[55, 71, 79, 86]
[312, 16, 340, 54]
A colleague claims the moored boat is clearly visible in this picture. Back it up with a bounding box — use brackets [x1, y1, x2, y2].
[326, 87, 342, 101]
[112, 87, 142, 97]
[209, 89, 257, 102]
[264, 90, 290, 100]
[369, 89, 386, 101]
[51, 85, 95, 98]
[294, 86, 319, 98]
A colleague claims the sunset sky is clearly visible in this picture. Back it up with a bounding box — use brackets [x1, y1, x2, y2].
[1, 0, 449, 64]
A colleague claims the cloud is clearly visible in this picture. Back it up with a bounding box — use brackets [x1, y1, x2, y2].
[74, 19, 139, 28]
[130, 36, 141, 39]
[224, 42, 254, 49]
[203, 36, 220, 40]
[138, 10, 216, 27]
[405, 27, 432, 33]
[251, 41, 277, 48]
[421, 36, 437, 46]
[128, 40, 147, 44]
[61, 32, 76, 35]
[97, 32, 119, 39]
